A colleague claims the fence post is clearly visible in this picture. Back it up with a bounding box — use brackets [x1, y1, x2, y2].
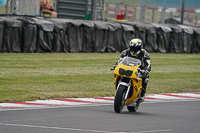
[91, 0, 97, 20]
[140, 0, 144, 22]
[152, 8, 155, 23]
[134, 6, 136, 20]
[124, 5, 128, 19]
[6, 0, 9, 13]
[195, 16, 198, 25]
[161, 0, 166, 24]
[105, 3, 108, 19]
[10, 0, 16, 14]
[143, 5, 146, 22]
[116, 0, 121, 13]
[181, 0, 185, 24]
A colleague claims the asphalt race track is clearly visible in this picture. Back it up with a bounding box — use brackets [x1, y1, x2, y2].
[0, 93, 200, 133]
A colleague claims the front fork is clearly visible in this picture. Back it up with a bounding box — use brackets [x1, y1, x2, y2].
[115, 77, 132, 101]
[124, 84, 131, 100]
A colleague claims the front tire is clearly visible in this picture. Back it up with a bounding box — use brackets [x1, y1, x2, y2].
[114, 85, 126, 113]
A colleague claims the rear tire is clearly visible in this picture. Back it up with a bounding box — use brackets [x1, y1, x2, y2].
[127, 102, 140, 112]
[127, 93, 141, 112]
[114, 85, 126, 113]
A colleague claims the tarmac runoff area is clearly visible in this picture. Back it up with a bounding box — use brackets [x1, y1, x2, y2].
[0, 93, 200, 111]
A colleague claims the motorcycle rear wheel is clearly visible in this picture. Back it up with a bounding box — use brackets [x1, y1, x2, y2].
[114, 85, 126, 113]
[127, 102, 140, 112]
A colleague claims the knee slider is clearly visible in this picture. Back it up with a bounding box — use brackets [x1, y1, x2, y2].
[144, 78, 149, 84]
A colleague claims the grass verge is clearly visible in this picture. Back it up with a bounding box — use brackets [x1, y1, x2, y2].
[0, 53, 200, 102]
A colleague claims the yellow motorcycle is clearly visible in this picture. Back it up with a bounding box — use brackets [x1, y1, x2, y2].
[113, 57, 143, 113]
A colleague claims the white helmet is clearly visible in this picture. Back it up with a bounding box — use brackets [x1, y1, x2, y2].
[129, 38, 142, 55]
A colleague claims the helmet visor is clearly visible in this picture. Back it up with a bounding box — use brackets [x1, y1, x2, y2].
[130, 46, 140, 53]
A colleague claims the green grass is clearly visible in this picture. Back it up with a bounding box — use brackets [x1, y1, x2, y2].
[0, 6, 6, 13]
[0, 53, 200, 103]
[149, 53, 200, 93]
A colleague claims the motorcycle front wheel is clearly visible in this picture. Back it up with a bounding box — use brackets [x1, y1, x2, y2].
[114, 85, 126, 113]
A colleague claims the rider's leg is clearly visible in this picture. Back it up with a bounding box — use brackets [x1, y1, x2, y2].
[139, 77, 149, 102]
[141, 78, 148, 97]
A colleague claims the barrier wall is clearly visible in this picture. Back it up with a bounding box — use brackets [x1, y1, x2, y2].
[0, 16, 200, 53]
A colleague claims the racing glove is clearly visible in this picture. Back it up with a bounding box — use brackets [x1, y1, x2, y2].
[113, 64, 117, 69]
[140, 69, 149, 75]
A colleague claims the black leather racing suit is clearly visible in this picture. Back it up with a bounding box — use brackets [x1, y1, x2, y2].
[116, 49, 151, 97]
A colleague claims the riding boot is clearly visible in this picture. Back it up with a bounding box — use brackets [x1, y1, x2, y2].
[140, 88, 146, 97]
[140, 82, 147, 97]
[138, 88, 146, 102]
[138, 79, 148, 102]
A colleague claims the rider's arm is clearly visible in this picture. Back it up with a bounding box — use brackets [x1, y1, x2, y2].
[120, 50, 128, 58]
[143, 50, 151, 72]
[113, 50, 127, 69]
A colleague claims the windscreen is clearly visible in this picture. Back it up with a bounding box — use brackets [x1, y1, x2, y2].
[121, 57, 141, 66]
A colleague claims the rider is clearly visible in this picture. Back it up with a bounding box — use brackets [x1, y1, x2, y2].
[114, 38, 151, 102]
[40, 0, 57, 17]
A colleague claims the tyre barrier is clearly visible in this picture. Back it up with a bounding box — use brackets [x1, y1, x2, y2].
[0, 16, 199, 53]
